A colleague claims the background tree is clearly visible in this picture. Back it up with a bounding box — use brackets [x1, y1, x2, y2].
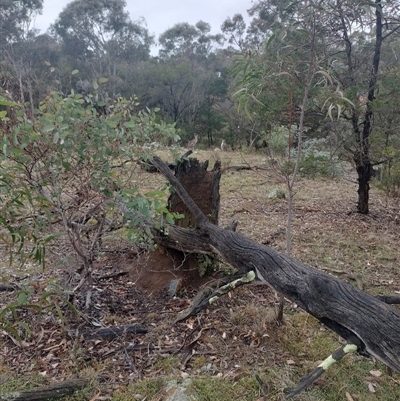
[242, 0, 400, 213]
[133, 22, 230, 145]
[0, 0, 43, 45]
[158, 21, 224, 59]
[52, 0, 153, 96]
[0, 0, 47, 111]
[326, 0, 400, 213]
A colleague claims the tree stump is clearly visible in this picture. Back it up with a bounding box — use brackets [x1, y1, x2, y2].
[131, 157, 222, 294]
[168, 158, 221, 228]
[166, 158, 221, 281]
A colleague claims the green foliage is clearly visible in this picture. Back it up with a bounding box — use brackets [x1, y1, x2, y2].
[1, 84, 179, 307]
[268, 126, 290, 158]
[299, 152, 340, 178]
[268, 188, 286, 199]
[372, 160, 400, 199]
[158, 21, 224, 58]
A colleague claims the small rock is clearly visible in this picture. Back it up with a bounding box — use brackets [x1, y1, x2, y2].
[167, 278, 183, 297]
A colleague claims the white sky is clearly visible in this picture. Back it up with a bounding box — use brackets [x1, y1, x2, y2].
[34, 0, 253, 40]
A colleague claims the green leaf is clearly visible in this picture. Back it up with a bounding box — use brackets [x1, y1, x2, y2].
[3, 325, 21, 343]
[53, 132, 60, 144]
[17, 321, 31, 336]
[43, 124, 55, 133]
[98, 77, 108, 84]
[17, 292, 28, 305]
[165, 213, 174, 224]
[72, 69, 79, 75]
[0, 99, 18, 107]
[124, 121, 136, 128]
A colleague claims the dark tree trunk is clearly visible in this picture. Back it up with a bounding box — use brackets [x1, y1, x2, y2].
[151, 155, 400, 373]
[355, 0, 383, 214]
[355, 153, 372, 214]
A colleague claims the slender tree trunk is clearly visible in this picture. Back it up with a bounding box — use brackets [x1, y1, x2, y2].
[355, 0, 383, 214]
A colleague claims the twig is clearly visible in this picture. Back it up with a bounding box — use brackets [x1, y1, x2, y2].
[95, 271, 128, 281]
[255, 374, 269, 399]
[173, 272, 256, 323]
[285, 343, 358, 398]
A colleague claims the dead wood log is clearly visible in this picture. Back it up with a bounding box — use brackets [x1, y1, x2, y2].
[150, 156, 400, 373]
[0, 378, 89, 401]
[80, 324, 147, 340]
[0, 284, 16, 292]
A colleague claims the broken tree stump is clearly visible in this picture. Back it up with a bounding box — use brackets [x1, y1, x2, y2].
[167, 157, 221, 279]
[168, 157, 221, 227]
[130, 156, 223, 293]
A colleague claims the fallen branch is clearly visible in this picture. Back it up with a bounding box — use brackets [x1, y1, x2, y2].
[150, 156, 400, 374]
[0, 284, 16, 292]
[173, 273, 248, 324]
[80, 324, 147, 340]
[284, 343, 358, 398]
[376, 295, 400, 305]
[0, 378, 89, 401]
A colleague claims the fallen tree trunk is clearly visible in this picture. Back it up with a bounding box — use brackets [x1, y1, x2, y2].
[150, 156, 400, 373]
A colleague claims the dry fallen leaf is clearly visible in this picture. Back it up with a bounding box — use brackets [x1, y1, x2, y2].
[345, 392, 355, 401]
[286, 359, 296, 365]
[88, 391, 101, 401]
[367, 382, 376, 393]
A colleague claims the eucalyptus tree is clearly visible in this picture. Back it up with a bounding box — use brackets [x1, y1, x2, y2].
[1, 84, 180, 307]
[221, 11, 270, 51]
[52, 0, 153, 95]
[232, 0, 339, 258]
[158, 21, 224, 59]
[323, 0, 400, 213]
[0, 0, 46, 109]
[0, 0, 43, 45]
[146, 22, 228, 144]
[220, 14, 248, 51]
